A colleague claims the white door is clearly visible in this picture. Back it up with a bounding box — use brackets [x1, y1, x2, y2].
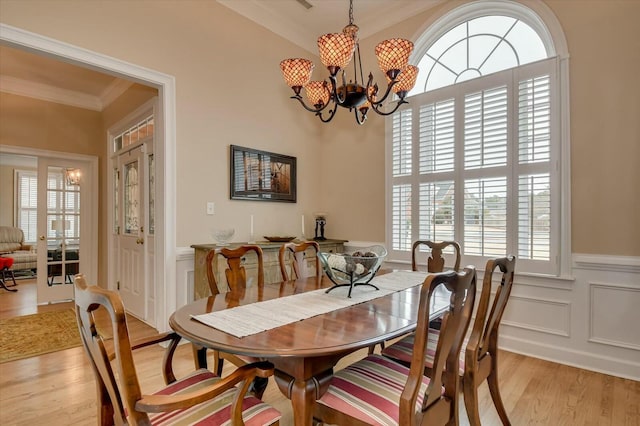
[36, 161, 83, 304]
[115, 146, 146, 319]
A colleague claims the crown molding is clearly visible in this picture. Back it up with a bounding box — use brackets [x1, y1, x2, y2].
[100, 78, 134, 108]
[0, 74, 103, 111]
[0, 73, 133, 111]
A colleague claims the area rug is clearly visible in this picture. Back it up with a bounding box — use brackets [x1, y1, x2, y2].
[0, 309, 81, 363]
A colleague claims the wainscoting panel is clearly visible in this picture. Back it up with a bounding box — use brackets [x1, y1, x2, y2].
[502, 295, 571, 337]
[589, 282, 640, 350]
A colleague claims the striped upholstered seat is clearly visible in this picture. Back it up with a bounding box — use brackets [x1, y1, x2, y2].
[315, 354, 439, 425]
[148, 369, 280, 425]
[314, 269, 477, 426]
[381, 328, 467, 375]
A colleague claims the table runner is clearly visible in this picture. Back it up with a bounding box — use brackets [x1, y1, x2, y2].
[191, 270, 428, 338]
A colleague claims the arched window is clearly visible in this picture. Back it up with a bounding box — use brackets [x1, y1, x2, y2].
[386, 1, 569, 276]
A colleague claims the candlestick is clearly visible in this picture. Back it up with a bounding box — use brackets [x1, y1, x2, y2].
[249, 215, 255, 243]
[301, 215, 305, 239]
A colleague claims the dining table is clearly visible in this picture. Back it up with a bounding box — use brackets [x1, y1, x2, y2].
[169, 270, 452, 426]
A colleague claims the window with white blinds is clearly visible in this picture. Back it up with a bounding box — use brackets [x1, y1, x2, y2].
[16, 170, 38, 244]
[387, 58, 558, 275]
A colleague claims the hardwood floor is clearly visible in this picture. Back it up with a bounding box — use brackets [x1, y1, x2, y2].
[1, 281, 638, 425]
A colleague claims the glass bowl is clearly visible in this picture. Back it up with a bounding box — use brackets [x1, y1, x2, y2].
[211, 228, 235, 246]
[317, 245, 387, 296]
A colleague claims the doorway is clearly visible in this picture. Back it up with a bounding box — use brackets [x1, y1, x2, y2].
[1, 23, 177, 331]
[0, 149, 98, 304]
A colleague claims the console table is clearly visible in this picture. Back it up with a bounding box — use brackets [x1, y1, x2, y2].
[191, 239, 347, 300]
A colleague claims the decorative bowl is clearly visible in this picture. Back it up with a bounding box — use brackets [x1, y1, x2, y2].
[263, 236, 296, 242]
[317, 245, 387, 293]
[211, 228, 235, 246]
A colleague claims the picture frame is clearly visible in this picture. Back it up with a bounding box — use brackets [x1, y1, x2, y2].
[230, 145, 297, 203]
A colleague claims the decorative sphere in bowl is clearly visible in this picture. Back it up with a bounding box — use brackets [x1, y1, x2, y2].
[318, 245, 387, 285]
[211, 228, 235, 246]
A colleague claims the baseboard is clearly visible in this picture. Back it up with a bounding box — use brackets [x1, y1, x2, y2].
[500, 334, 640, 381]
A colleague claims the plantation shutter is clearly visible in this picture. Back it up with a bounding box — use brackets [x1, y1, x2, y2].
[16, 170, 38, 244]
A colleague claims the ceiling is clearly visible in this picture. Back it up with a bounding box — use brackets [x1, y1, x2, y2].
[0, 0, 442, 109]
[218, 0, 444, 54]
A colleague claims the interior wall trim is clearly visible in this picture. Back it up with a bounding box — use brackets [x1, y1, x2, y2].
[573, 253, 640, 273]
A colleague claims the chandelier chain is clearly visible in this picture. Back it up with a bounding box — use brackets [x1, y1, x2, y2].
[349, 0, 354, 25]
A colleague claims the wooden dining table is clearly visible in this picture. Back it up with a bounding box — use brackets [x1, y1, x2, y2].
[169, 271, 451, 426]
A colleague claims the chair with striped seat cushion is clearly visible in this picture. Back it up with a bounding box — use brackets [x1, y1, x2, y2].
[314, 268, 476, 426]
[74, 274, 281, 426]
[382, 256, 516, 426]
[368, 240, 462, 356]
[196, 245, 269, 398]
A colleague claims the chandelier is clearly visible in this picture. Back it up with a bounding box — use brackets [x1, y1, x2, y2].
[64, 168, 81, 186]
[280, 0, 419, 125]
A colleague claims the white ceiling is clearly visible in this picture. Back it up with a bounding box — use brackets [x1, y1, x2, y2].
[218, 0, 444, 54]
[0, 0, 442, 108]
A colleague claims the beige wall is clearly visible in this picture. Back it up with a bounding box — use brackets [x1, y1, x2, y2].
[1, 0, 638, 257]
[0, 92, 102, 155]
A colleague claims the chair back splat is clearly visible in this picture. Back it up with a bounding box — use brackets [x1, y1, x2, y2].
[412, 240, 461, 273]
[203, 245, 269, 396]
[278, 240, 321, 281]
[314, 267, 477, 426]
[205, 244, 264, 295]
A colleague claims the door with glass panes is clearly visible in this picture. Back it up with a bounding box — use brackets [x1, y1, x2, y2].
[112, 115, 154, 322]
[36, 161, 83, 304]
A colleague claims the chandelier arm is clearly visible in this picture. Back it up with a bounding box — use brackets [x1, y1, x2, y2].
[354, 108, 367, 125]
[370, 98, 408, 116]
[317, 106, 339, 123]
[366, 74, 401, 106]
[331, 74, 349, 106]
[291, 95, 331, 113]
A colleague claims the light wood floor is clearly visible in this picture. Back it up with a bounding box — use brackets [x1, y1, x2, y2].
[1, 280, 638, 425]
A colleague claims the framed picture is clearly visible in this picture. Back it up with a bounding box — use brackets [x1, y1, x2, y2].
[230, 145, 297, 203]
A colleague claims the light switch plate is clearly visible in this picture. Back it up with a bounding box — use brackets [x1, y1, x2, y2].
[206, 202, 215, 215]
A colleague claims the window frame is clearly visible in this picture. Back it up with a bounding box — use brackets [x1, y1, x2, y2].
[385, 0, 571, 278]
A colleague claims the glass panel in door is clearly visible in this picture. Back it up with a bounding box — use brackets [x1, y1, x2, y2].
[37, 163, 80, 303]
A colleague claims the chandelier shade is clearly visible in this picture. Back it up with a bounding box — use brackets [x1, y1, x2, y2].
[317, 33, 356, 72]
[393, 65, 419, 95]
[375, 38, 414, 79]
[280, 0, 419, 125]
[280, 58, 314, 90]
[305, 81, 331, 108]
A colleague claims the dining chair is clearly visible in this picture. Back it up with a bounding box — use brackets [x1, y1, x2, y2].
[202, 244, 268, 397]
[73, 274, 281, 426]
[367, 240, 461, 356]
[412, 240, 461, 273]
[278, 240, 321, 281]
[381, 256, 516, 426]
[313, 267, 477, 426]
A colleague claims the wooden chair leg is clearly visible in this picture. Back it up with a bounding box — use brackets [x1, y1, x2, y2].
[191, 343, 208, 369]
[463, 375, 482, 426]
[487, 368, 511, 426]
[213, 350, 224, 376]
